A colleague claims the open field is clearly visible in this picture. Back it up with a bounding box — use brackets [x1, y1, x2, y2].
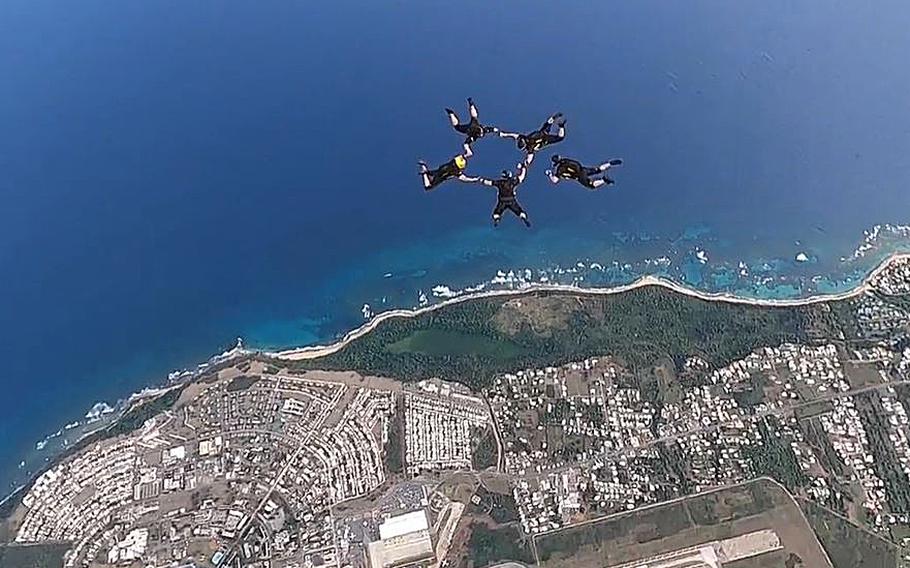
[0, 543, 68, 568]
[801, 500, 899, 568]
[287, 286, 813, 391]
[466, 524, 535, 568]
[533, 479, 831, 568]
[388, 329, 525, 358]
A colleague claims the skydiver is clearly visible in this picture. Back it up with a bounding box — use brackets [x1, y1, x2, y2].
[462, 163, 531, 227]
[419, 154, 472, 191]
[546, 155, 623, 190]
[497, 112, 566, 164]
[445, 97, 498, 156]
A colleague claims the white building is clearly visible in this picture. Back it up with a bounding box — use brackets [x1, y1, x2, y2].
[368, 510, 435, 568]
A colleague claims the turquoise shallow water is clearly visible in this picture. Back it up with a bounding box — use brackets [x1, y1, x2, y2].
[4, 0, 910, 496]
[243, 222, 908, 351]
[4, 220, 910, 502]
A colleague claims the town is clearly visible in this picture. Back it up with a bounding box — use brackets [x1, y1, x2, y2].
[6, 257, 910, 567]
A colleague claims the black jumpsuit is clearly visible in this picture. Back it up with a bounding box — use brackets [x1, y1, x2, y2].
[518, 119, 564, 154]
[424, 158, 464, 190]
[453, 117, 487, 145]
[491, 177, 528, 225]
[447, 98, 494, 146]
[553, 158, 605, 189]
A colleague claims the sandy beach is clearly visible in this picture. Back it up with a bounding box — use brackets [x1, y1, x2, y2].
[271, 253, 910, 362]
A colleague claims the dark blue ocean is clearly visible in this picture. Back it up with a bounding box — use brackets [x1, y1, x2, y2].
[3, 0, 910, 494]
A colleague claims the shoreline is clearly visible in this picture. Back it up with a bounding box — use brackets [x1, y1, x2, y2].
[0, 346, 247, 512]
[272, 251, 910, 362]
[3, 251, 906, 510]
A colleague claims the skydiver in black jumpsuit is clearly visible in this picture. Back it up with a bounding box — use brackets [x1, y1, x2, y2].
[497, 112, 566, 164]
[546, 155, 623, 190]
[446, 98, 498, 157]
[419, 154, 471, 191]
[462, 163, 531, 227]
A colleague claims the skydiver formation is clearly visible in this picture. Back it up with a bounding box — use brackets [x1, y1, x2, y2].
[420, 98, 623, 227]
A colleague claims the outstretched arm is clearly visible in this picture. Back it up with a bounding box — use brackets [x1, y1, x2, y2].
[458, 174, 494, 186]
[497, 130, 521, 140]
[516, 162, 528, 183]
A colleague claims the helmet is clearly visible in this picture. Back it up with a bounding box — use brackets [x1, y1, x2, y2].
[551, 154, 560, 164]
[516, 136, 527, 150]
[454, 155, 467, 169]
[501, 170, 513, 179]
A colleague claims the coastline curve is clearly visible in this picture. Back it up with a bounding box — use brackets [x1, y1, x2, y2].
[271, 252, 910, 362]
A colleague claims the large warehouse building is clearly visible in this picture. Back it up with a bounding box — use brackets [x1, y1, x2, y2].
[368, 510, 435, 568]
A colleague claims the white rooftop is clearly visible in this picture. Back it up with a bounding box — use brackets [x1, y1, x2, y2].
[379, 510, 429, 540]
